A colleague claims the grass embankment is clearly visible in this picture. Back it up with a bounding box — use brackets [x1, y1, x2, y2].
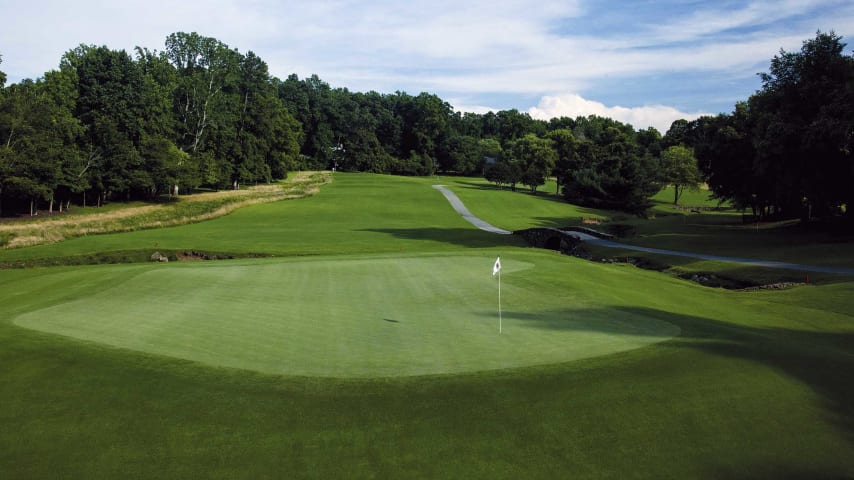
[0, 171, 331, 251]
[1, 173, 853, 478]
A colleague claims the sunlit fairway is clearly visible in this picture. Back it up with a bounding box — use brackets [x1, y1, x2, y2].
[1, 173, 853, 478]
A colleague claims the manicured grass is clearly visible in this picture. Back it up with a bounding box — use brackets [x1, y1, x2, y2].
[13, 252, 678, 377]
[0, 173, 522, 262]
[1, 172, 853, 478]
[433, 176, 610, 230]
[650, 185, 725, 208]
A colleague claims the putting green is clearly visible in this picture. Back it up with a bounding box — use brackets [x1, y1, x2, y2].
[14, 254, 679, 377]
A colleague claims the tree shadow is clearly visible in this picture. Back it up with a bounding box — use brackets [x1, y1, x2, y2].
[358, 228, 526, 249]
[618, 306, 854, 444]
[474, 308, 679, 337]
[478, 305, 854, 444]
[448, 180, 500, 190]
[448, 180, 567, 201]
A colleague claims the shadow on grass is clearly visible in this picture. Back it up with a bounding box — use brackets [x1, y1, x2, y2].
[477, 308, 679, 337]
[623, 306, 854, 445]
[448, 180, 499, 190]
[359, 228, 526, 249]
[483, 307, 854, 441]
[449, 179, 568, 200]
[483, 305, 854, 444]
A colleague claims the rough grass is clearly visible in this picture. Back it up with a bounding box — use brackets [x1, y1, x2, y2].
[0, 171, 330, 250]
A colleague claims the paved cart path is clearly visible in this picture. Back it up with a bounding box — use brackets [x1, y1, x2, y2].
[432, 185, 512, 235]
[433, 185, 854, 275]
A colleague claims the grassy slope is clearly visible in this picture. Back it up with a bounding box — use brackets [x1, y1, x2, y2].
[1, 173, 853, 478]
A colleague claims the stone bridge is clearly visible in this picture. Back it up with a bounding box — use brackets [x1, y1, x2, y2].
[513, 227, 615, 252]
[513, 228, 579, 251]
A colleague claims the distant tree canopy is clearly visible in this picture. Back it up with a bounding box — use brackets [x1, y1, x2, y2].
[0, 33, 301, 216]
[2, 31, 850, 219]
[0, 31, 672, 216]
[674, 31, 854, 222]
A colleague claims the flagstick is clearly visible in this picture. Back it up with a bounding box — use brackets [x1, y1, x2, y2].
[498, 268, 502, 334]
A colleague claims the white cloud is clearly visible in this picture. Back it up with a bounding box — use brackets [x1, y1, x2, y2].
[644, 0, 841, 44]
[449, 101, 501, 116]
[528, 94, 712, 134]
[1, 0, 852, 115]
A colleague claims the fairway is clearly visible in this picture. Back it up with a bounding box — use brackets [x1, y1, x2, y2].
[14, 253, 678, 377]
[2, 173, 853, 479]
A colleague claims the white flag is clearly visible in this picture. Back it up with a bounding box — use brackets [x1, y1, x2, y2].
[493, 257, 501, 276]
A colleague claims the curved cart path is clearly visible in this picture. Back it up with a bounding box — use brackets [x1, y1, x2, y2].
[432, 185, 512, 235]
[433, 185, 854, 275]
[562, 231, 854, 275]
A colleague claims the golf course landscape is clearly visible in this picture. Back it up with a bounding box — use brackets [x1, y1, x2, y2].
[1, 172, 853, 478]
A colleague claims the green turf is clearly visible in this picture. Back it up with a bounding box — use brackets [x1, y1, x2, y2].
[434, 176, 611, 230]
[0, 173, 523, 262]
[650, 185, 724, 208]
[12, 252, 678, 377]
[1, 172, 853, 478]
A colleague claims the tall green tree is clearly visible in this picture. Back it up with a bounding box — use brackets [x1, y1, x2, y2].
[693, 32, 854, 221]
[166, 32, 239, 155]
[496, 109, 546, 145]
[546, 129, 579, 195]
[68, 45, 155, 199]
[694, 104, 762, 215]
[443, 135, 482, 174]
[660, 145, 701, 205]
[397, 92, 450, 172]
[508, 134, 556, 194]
[560, 116, 660, 212]
[750, 31, 854, 220]
[278, 74, 335, 168]
[0, 77, 81, 214]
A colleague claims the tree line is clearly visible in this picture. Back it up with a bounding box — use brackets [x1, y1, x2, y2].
[0, 31, 690, 216]
[0, 33, 304, 216]
[2, 31, 851, 221]
[668, 31, 853, 222]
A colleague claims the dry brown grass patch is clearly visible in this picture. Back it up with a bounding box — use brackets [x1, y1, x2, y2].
[0, 171, 331, 250]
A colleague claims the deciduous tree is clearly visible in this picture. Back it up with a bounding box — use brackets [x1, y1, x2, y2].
[660, 145, 701, 205]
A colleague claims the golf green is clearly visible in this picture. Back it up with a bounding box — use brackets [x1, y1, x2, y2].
[14, 253, 679, 377]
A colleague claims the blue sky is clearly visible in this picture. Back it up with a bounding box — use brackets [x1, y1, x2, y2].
[2, 0, 852, 132]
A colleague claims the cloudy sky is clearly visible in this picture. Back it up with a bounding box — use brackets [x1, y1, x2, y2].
[2, 0, 852, 132]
